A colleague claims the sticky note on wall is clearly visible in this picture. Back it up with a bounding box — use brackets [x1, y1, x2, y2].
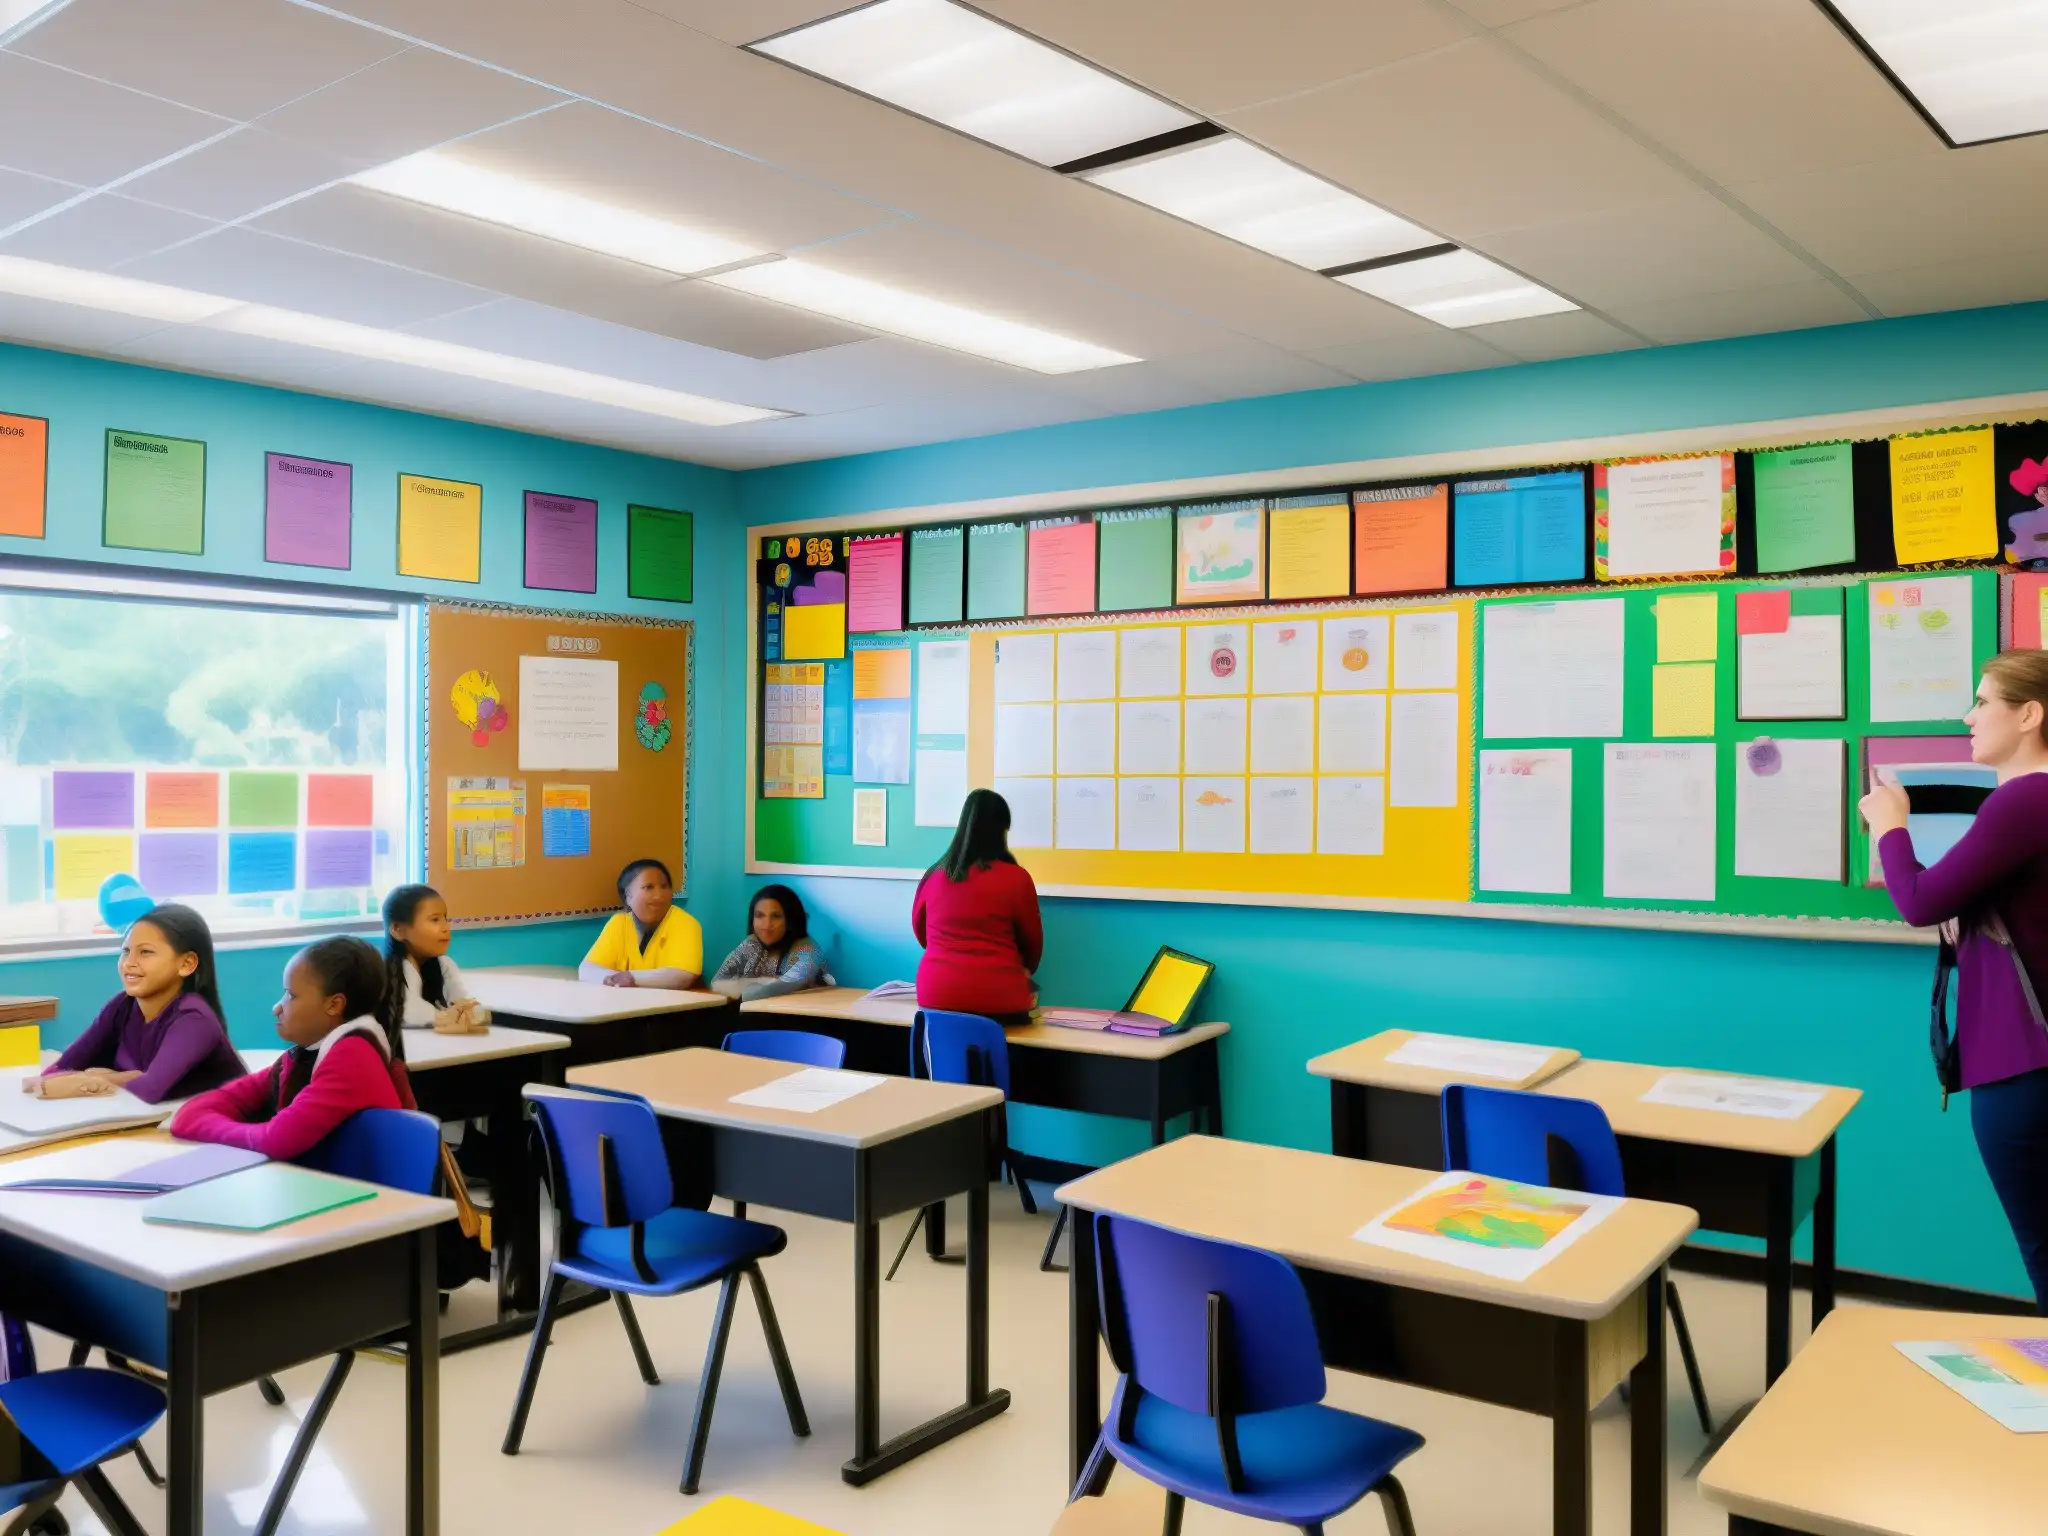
[1652, 663, 1716, 737]
[1654, 592, 1719, 663]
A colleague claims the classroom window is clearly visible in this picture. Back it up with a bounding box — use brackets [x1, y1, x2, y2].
[0, 566, 419, 949]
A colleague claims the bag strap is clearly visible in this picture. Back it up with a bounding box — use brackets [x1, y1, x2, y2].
[1985, 906, 2048, 1034]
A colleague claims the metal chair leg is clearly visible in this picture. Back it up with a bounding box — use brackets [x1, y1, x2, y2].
[2, 1485, 62, 1536]
[680, 1272, 742, 1495]
[502, 1272, 567, 1454]
[614, 1291, 660, 1385]
[128, 1436, 166, 1489]
[745, 1265, 809, 1437]
[1668, 1279, 1715, 1435]
[255, 1352, 355, 1536]
[258, 1375, 286, 1407]
[732, 1200, 747, 1220]
[884, 1208, 924, 1281]
[73, 1468, 149, 1536]
[1160, 1491, 1185, 1536]
[1010, 1157, 1039, 1216]
[1039, 1204, 1070, 1273]
[1376, 1474, 1418, 1536]
[66, 1340, 90, 1369]
[1068, 1434, 1113, 1503]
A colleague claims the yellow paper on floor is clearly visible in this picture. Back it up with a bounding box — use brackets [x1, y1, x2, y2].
[1653, 591, 1719, 663]
[655, 1496, 847, 1535]
[1652, 662, 1716, 737]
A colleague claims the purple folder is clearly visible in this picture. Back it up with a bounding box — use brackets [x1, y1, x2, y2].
[1, 1143, 266, 1195]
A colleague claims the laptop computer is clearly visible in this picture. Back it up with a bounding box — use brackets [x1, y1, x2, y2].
[1039, 946, 1215, 1037]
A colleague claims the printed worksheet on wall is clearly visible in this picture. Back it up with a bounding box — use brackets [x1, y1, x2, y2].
[1733, 737, 1844, 882]
[1252, 618, 1319, 694]
[1867, 576, 1975, 723]
[1055, 777, 1115, 849]
[1117, 777, 1179, 851]
[994, 703, 1054, 777]
[993, 632, 1054, 704]
[1478, 748, 1573, 894]
[915, 640, 970, 736]
[993, 775, 1053, 848]
[1392, 610, 1460, 690]
[1250, 695, 1314, 773]
[1118, 700, 1181, 775]
[1054, 701, 1115, 776]
[1183, 778, 1246, 853]
[1483, 599, 1625, 739]
[1248, 777, 1313, 854]
[1316, 775, 1385, 856]
[1056, 629, 1116, 700]
[1318, 693, 1387, 774]
[1184, 697, 1248, 775]
[1603, 743, 1715, 901]
[1119, 627, 1182, 698]
[1389, 692, 1459, 808]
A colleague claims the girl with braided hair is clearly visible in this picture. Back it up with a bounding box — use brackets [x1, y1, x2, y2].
[382, 884, 487, 1034]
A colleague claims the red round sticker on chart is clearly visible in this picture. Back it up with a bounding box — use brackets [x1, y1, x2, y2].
[1210, 647, 1237, 679]
[1342, 646, 1370, 672]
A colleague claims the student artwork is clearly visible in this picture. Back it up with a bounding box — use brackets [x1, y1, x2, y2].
[1594, 454, 1736, 580]
[1895, 1338, 2048, 1433]
[760, 532, 849, 661]
[450, 669, 509, 747]
[1353, 1169, 1621, 1281]
[1175, 502, 1265, 604]
[634, 682, 672, 752]
[2005, 457, 2048, 569]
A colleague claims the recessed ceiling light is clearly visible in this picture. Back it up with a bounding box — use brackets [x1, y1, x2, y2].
[1084, 136, 1440, 273]
[0, 0, 68, 44]
[1820, 1, 2048, 146]
[1333, 248, 1578, 329]
[350, 151, 761, 276]
[751, 0, 1199, 168]
[0, 256, 240, 324]
[704, 257, 1136, 373]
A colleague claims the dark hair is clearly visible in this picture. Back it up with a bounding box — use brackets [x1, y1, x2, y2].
[748, 884, 809, 952]
[129, 903, 226, 1032]
[382, 884, 447, 1030]
[936, 789, 1015, 883]
[296, 935, 402, 1063]
[616, 858, 674, 902]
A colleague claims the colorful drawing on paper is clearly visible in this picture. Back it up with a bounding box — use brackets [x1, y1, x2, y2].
[451, 668, 509, 747]
[635, 681, 672, 752]
[447, 777, 525, 870]
[1896, 1337, 2048, 1432]
[1354, 1168, 1621, 1281]
[1176, 507, 1264, 604]
[2007, 457, 2048, 569]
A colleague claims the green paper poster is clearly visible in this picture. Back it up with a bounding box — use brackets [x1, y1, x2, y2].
[1754, 442, 1855, 574]
[966, 522, 1025, 621]
[228, 771, 299, 828]
[627, 505, 693, 602]
[1098, 508, 1173, 612]
[103, 430, 204, 555]
[908, 525, 965, 625]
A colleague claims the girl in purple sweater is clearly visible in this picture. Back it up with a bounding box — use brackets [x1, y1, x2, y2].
[28, 903, 244, 1104]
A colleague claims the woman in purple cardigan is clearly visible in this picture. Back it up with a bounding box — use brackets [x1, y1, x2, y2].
[1862, 650, 2048, 1311]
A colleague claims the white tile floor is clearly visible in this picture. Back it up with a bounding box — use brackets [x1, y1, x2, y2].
[32, 1190, 1840, 1536]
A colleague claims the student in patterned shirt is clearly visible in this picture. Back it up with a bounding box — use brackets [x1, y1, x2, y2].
[708, 884, 831, 1001]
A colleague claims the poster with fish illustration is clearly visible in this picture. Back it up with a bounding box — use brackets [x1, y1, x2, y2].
[1176, 503, 1266, 605]
[1354, 1170, 1622, 1281]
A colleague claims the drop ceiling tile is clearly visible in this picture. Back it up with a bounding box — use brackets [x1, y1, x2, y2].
[120, 128, 367, 222]
[0, 194, 216, 270]
[718, 390, 1101, 469]
[259, 47, 567, 167]
[0, 51, 232, 188]
[121, 227, 500, 327]
[0, 167, 85, 230]
[0, 291, 177, 355]
[1457, 0, 1592, 24]
[1461, 307, 1642, 362]
[1307, 328, 1512, 383]
[1148, 341, 1358, 397]
[103, 321, 361, 385]
[629, 0, 856, 47]
[1853, 255, 2048, 320]
[1604, 278, 1871, 345]
[592, 281, 875, 361]
[10, 0, 407, 122]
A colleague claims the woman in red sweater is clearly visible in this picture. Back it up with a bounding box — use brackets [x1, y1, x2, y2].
[913, 788, 1043, 1026]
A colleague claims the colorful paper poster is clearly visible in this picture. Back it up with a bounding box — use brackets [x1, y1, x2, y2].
[257, 453, 351, 569]
[1247, 777, 1313, 855]
[396, 474, 481, 583]
[1478, 748, 1574, 895]
[142, 772, 217, 830]
[137, 831, 219, 898]
[1651, 662, 1716, 737]
[1861, 735, 1978, 884]
[852, 699, 910, 783]
[1055, 777, 1116, 850]
[2012, 571, 2048, 648]
[104, 430, 204, 555]
[518, 655, 620, 772]
[1867, 575, 1975, 723]
[1737, 587, 1845, 721]
[995, 775, 1054, 848]
[1753, 442, 1855, 573]
[1891, 429, 1997, 565]
[1055, 629, 1117, 701]
[1603, 743, 1716, 902]
[764, 663, 827, 799]
[823, 660, 852, 776]
[1355, 484, 1447, 595]
[1654, 592, 1719, 663]
[1316, 775, 1385, 856]
[53, 833, 135, 901]
[0, 411, 48, 539]
[225, 830, 296, 894]
[1734, 737, 1844, 882]
[1481, 599, 1625, 740]
[1097, 508, 1173, 612]
[227, 771, 297, 829]
[966, 522, 1027, 620]
[52, 771, 134, 830]
[1175, 502, 1264, 605]
[1266, 498, 1348, 601]
[1453, 471, 1586, 587]
[450, 668, 508, 748]
[847, 532, 905, 633]
[540, 784, 592, 858]
[1026, 517, 1097, 616]
[906, 525, 964, 625]
[523, 492, 598, 594]
[2003, 442, 2048, 568]
[1894, 1338, 2048, 1432]
[1185, 622, 1248, 697]
[781, 602, 847, 661]
[626, 505, 693, 603]
[447, 777, 526, 869]
[764, 745, 825, 801]
[1354, 1170, 1623, 1281]
[852, 647, 911, 700]
[1596, 454, 1735, 579]
[304, 828, 373, 888]
[852, 787, 888, 847]
[306, 774, 373, 827]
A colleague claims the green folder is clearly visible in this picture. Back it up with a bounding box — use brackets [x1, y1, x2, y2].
[142, 1163, 377, 1232]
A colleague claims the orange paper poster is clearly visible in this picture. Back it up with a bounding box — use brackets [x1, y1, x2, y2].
[1354, 485, 1448, 595]
[0, 412, 47, 538]
[307, 773, 375, 827]
[851, 648, 911, 700]
[1026, 518, 1097, 616]
[144, 772, 219, 829]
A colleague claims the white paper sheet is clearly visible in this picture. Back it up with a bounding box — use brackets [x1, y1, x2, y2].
[517, 655, 619, 771]
[913, 747, 969, 827]
[1318, 694, 1387, 774]
[1737, 614, 1845, 720]
[1868, 576, 1976, 724]
[1056, 629, 1117, 701]
[1478, 748, 1574, 895]
[1316, 775, 1385, 856]
[994, 632, 1055, 704]
[1117, 777, 1180, 851]
[1734, 737, 1844, 882]
[1185, 622, 1249, 696]
[1252, 619, 1320, 694]
[0, 1136, 179, 1184]
[1393, 611, 1461, 690]
[0, 1080, 172, 1136]
[1384, 1033, 1558, 1081]
[993, 702, 1054, 777]
[1118, 701, 1182, 775]
[729, 1067, 887, 1113]
[1182, 778, 1247, 853]
[1055, 701, 1116, 776]
[1389, 692, 1460, 808]
[1639, 1071, 1827, 1120]
[1353, 1169, 1624, 1282]
[1602, 743, 1716, 901]
[915, 640, 970, 736]
[1482, 600, 1626, 740]
[1247, 778, 1313, 854]
[1321, 614, 1391, 691]
[1249, 695, 1315, 774]
[1602, 455, 1727, 577]
[1184, 698, 1248, 775]
[1119, 627, 1182, 699]
[994, 775, 1054, 848]
[1894, 1341, 2048, 1434]
[1056, 778, 1116, 850]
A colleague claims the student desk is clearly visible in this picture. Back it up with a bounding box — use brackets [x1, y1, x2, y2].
[0, 1131, 452, 1536]
[1057, 1135, 1696, 1536]
[1309, 1027, 1581, 1164]
[467, 969, 731, 1068]
[1698, 1307, 2048, 1536]
[570, 1047, 1011, 1485]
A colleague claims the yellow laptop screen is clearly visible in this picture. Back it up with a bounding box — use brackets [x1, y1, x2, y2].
[1125, 948, 1213, 1026]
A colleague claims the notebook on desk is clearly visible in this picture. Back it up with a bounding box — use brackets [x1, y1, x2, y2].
[142, 1163, 376, 1232]
[1, 1141, 265, 1195]
[1039, 947, 1215, 1038]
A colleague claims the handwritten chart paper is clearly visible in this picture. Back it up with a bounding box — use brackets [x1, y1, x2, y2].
[523, 492, 598, 594]
[518, 656, 619, 772]
[1482, 599, 1624, 739]
[1894, 1339, 2048, 1432]
[1640, 1071, 1828, 1120]
[966, 522, 1026, 620]
[906, 525, 964, 625]
[1453, 471, 1585, 586]
[1026, 518, 1096, 616]
[1478, 748, 1572, 894]
[1890, 429, 1996, 565]
[1354, 1170, 1622, 1281]
[105, 430, 204, 555]
[1385, 1033, 1558, 1081]
[1603, 743, 1715, 902]
[397, 474, 481, 583]
[1737, 588, 1845, 720]
[1267, 499, 1349, 600]
[1734, 737, 1844, 882]
[1355, 484, 1447, 595]
[1753, 442, 1855, 573]
[1248, 778, 1312, 854]
[264, 453, 351, 569]
[847, 533, 905, 633]
[1597, 455, 1733, 579]
[1097, 509, 1172, 612]
[1867, 576, 1974, 723]
[627, 505, 693, 602]
[0, 412, 47, 538]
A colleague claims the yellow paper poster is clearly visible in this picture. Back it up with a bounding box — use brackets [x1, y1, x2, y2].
[54, 833, 135, 901]
[852, 786, 887, 846]
[782, 603, 846, 661]
[1654, 591, 1719, 663]
[398, 474, 482, 582]
[1267, 501, 1349, 600]
[446, 776, 525, 870]
[1890, 429, 1997, 565]
[1652, 662, 1716, 737]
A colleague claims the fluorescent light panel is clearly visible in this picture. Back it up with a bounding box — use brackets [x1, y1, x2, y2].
[0, 257, 785, 426]
[0, 0, 67, 43]
[752, 0, 1198, 168]
[1085, 135, 1438, 273]
[1334, 249, 1578, 329]
[1824, 1, 2048, 145]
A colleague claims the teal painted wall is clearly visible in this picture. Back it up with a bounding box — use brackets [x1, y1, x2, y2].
[740, 303, 2048, 1301]
[0, 342, 744, 1053]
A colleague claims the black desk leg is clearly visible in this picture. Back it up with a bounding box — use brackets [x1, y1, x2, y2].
[1812, 1137, 1838, 1329]
[489, 1099, 538, 1315]
[1200, 1041, 1224, 1136]
[165, 1295, 202, 1536]
[1631, 1271, 1669, 1536]
[1552, 1320, 1592, 1536]
[967, 1172, 990, 1401]
[1068, 1210, 1101, 1492]
[1765, 1161, 1796, 1385]
[924, 1199, 948, 1259]
[1147, 1077, 1166, 1147]
[1730, 1519, 1801, 1535]
[854, 1178, 883, 1468]
[406, 1229, 441, 1536]
[1329, 1080, 1359, 1158]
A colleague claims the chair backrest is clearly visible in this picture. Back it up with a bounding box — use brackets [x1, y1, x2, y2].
[524, 1085, 675, 1228]
[915, 1009, 1011, 1097]
[1094, 1214, 1325, 1418]
[294, 1108, 441, 1194]
[1441, 1084, 1626, 1197]
[723, 1028, 847, 1069]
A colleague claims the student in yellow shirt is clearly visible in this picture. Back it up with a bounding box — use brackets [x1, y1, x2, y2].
[580, 857, 704, 989]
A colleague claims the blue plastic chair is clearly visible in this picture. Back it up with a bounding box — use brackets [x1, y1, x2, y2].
[722, 1029, 846, 1069]
[1442, 1084, 1714, 1435]
[503, 1085, 809, 1494]
[0, 1367, 166, 1536]
[1072, 1215, 1423, 1536]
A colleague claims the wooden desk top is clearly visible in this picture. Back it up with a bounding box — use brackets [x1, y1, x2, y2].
[1699, 1306, 2048, 1536]
[571, 1047, 1001, 1151]
[741, 987, 1230, 1061]
[1307, 1027, 1579, 1092]
[1049, 1486, 1172, 1535]
[0, 996, 58, 1026]
[0, 1130, 452, 1290]
[1056, 1135, 1695, 1320]
[466, 970, 726, 1024]
[1538, 1058, 1861, 1159]
[238, 1026, 569, 1079]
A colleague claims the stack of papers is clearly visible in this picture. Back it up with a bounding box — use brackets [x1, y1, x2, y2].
[860, 981, 918, 1002]
[1038, 1008, 1179, 1037]
[729, 1068, 886, 1114]
[1383, 1033, 1557, 1081]
[1639, 1072, 1827, 1120]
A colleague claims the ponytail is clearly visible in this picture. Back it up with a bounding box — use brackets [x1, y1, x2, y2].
[380, 884, 448, 1033]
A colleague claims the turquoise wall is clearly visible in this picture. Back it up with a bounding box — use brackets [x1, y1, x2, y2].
[0, 342, 744, 1052]
[741, 302, 2048, 1301]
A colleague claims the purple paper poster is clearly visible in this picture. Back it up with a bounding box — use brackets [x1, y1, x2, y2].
[304, 828, 373, 888]
[52, 771, 134, 829]
[265, 453, 353, 569]
[524, 492, 598, 593]
[138, 832, 221, 897]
